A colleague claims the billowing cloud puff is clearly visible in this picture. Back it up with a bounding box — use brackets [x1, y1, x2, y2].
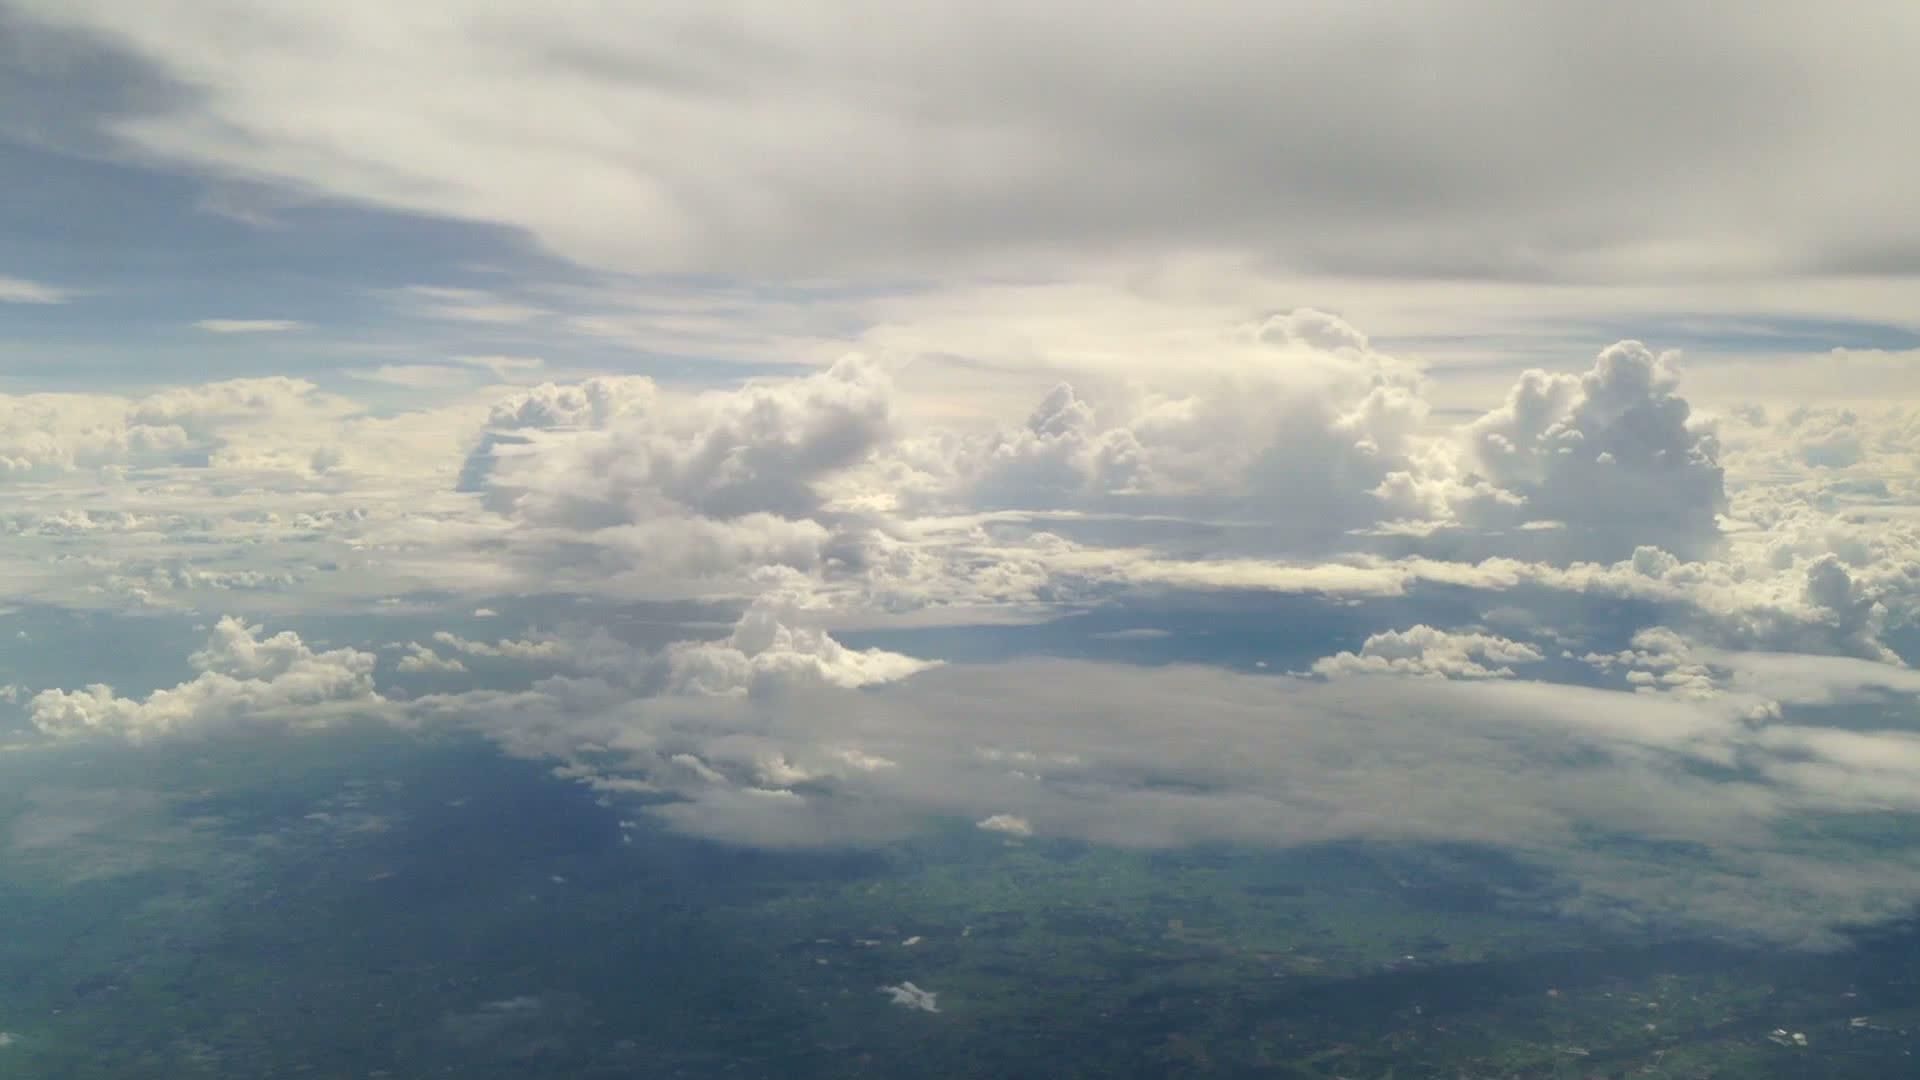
[1462, 342, 1726, 560]
[429, 632, 566, 662]
[482, 376, 657, 432]
[395, 642, 467, 673]
[477, 357, 890, 525]
[30, 617, 391, 740]
[930, 310, 1437, 548]
[903, 330, 1735, 579]
[1257, 307, 1369, 353]
[1311, 625, 1544, 680]
[455, 358, 896, 598]
[662, 600, 939, 697]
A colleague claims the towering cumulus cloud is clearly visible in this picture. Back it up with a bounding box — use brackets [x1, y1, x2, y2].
[458, 357, 895, 595]
[1463, 341, 1726, 559]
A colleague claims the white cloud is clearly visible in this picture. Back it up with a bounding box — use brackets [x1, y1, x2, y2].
[879, 982, 939, 1013]
[976, 813, 1033, 838]
[660, 599, 938, 697]
[430, 631, 565, 662]
[1460, 341, 1726, 560]
[917, 309, 1442, 546]
[457, 358, 896, 599]
[395, 642, 467, 673]
[480, 376, 657, 433]
[193, 318, 304, 333]
[30, 617, 392, 740]
[347, 364, 478, 389]
[451, 354, 545, 378]
[1311, 625, 1544, 680]
[400, 285, 546, 324]
[0, 274, 69, 304]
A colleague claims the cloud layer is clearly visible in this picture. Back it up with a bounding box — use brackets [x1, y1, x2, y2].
[14, 2, 1920, 280]
[7, 301, 1920, 951]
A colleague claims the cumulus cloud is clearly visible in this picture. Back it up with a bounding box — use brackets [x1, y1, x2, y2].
[1311, 625, 1544, 680]
[479, 376, 657, 433]
[976, 813, 1033, 838]
[1460, 341, 1726, 560]
[659, 599, 938, 697]
[430, 632, 565, 662]
[395, 642, 467, 674]
[0, 377, 364, 481]
[925, 309, 1439, 545]
[456, 358, 896, 599]
[30, 617, 392, 739]
[477, 357, 889, 523]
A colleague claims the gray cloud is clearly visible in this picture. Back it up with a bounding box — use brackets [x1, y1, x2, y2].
[1460, 341, 1727, 560]
[10, 2, 1920, 280]
[401, 645, 1920, 947]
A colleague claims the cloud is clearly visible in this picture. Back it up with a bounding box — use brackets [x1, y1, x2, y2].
[459, 357, 895, 597]
[193, 318, 304, 333]
[394, 637, 1920, 946]
[347, 364, 477, 389]
[1311, 625, 1544, 679]
[30, 617, 392, 739]
[400, 285, 546, 324]
[659, 599, 939, 697]
[17, 4, 1920, 281]
[1459, 341, 1726, 560]
[976, 813, 1033, 838]
[879, 983, 939, 1013]
[479, 376, 658, 433]
[451, 354, 545, 378]
[430, 631, 565, 662]
[0, 274, 68, 303]
[0, 376, 371, 480]
[923, 309, 1439, 544]
[395, 642, 467, 673]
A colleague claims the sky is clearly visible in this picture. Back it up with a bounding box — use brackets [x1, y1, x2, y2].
[5, 1, 1920, 949]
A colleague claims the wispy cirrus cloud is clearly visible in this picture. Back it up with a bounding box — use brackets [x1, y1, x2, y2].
[0, 274, 69, 304]
[193, 318, 305, 333]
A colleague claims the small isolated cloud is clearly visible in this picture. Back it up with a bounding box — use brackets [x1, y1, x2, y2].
[29, 617, 392, 740]
[431, 631, 565, 662]
[453, 355, 545, 378]
[194, 318, 305, 333]
[879, 982, 939, 1013]
[1311, 625, 1545, 680]
[976, 813, 1033, 838]
[395, 642, 468, 673]
[348, 364, 477, 389]
[0, 275, 68, 304]
[662, 599, 938, 696]
[401, 286, 546, 324]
